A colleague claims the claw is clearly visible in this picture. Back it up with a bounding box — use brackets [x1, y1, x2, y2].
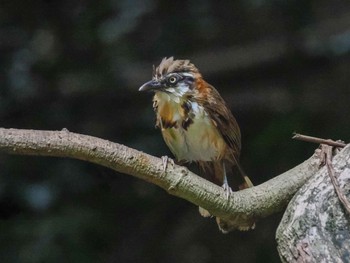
[161, 156, 174, 173]
[221, 171, 233, 199]
[161, 156, 168, 172]
[222, 182, 233, 199]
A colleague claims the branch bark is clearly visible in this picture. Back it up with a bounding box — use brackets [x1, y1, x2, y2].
[276, 144, 350, 262]
[0, 128, 322, 230]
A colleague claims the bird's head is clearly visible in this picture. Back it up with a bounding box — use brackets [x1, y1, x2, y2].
[139, 57, 202, 97]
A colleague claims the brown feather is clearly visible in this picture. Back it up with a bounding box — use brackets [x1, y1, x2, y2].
[154, 57, 201, 79]
[194, 79, 241, 162]
[143, 57, 255, 232]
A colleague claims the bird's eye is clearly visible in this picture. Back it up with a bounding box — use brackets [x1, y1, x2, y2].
[168, 76, 178, 84]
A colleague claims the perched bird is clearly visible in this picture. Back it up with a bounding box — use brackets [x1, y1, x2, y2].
[139, 57, 254, 233]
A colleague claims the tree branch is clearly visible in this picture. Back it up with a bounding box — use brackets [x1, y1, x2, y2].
[292, 133, 346, 148]
[276, 142, 350, 262]
[0, 128, 323, 230]
[324, 145, 350, 214]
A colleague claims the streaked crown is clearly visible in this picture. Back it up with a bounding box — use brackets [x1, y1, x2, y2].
[153, 57, 201, 80]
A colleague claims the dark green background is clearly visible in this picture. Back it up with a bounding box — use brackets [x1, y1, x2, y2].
[1, 1, 350, 262]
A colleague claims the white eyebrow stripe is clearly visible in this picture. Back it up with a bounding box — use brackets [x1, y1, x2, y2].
[181, 73, 194, 78]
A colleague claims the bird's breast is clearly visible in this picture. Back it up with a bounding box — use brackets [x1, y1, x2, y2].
[154, 93, 226, 162]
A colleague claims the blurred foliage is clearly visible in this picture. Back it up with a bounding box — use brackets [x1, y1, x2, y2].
[1, 0, 350, 262]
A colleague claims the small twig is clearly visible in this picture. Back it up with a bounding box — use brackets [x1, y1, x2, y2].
[292, 133, 346, 148]
[296, 132, 350, 213]
[324, 145, 350, 215]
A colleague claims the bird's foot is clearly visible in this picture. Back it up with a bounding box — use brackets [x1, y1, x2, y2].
[222, 182, 233, 200]
[161, 156, 174, 173]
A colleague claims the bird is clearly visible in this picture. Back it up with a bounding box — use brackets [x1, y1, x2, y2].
[139, 57, 254, 233]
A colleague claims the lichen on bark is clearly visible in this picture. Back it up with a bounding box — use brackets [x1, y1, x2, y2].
[276, 145, 350, 263]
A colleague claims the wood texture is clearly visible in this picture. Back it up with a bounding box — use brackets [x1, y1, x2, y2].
[0, 127, 322, 231]
[276, 145, 350, 262]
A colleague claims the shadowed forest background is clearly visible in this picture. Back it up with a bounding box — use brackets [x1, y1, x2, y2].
[1, 1, 350, 262]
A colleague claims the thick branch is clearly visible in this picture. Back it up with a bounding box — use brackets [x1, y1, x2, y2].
[276, 143, 350, 262]
[0, 128, 322, 230]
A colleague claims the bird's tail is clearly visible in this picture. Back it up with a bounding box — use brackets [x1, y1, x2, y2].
[235, 159, 254, 190]
[215, 155, 256, 233]
[197, 158, 255, 233]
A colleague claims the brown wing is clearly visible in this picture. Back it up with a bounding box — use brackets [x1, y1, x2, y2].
[201, 83, 241, 160]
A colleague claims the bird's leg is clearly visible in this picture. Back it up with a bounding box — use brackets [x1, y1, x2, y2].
[222, 175, 233, 199]
[222, 163, 233, 199]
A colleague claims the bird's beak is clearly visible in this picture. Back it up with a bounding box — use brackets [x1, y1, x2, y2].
[139, 80, 162, 92]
